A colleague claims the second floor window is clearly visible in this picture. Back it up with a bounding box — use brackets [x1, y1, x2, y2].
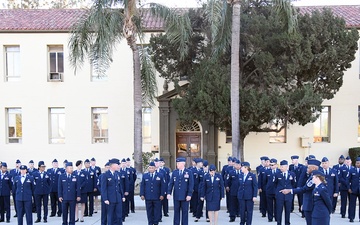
[5, 46, 20, 81]
[7, 108, 22, 143]
[92, 107, 108, 143]
[269, 120, 286, 143]
[314, 106, 331, 143]
[49, 108, 65, 144]
[48, 45, 64, 82]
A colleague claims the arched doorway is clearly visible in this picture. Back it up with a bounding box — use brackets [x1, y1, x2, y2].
[176, 121, 202, 166]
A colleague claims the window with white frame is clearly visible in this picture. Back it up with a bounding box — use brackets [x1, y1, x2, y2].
[143, 107, 152, 143]
[92, 107, 108, 143]
[91, 63, 108, 81]
[358, 106, 360, 142]
[4, 46, 21, 81]
[313, 106, 331, 143]
[269, 120, 286, 143]
[48, 45, 64, 81]
[49, 108, 65, 144]
[6, 108, 22, 143]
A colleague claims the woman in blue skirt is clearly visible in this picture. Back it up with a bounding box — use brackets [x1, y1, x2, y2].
[312, 170, 332, 225]
[200, 164, 224, 225]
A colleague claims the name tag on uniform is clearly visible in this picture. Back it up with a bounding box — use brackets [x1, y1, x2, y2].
[4, 177, 9, 180]
[156, 177, 160, 180]
[314, 192, 320, 196]
[145, 179, 149, 181]
[248, 177, 252, 180]
[45, 175, 49, 178]
[206, 179, 210, 182]
[184, 174, 189, 178]
[216, 177, 220, 181]
[26, 180, 31, 183]
[62, 180, 66, 182]
[72, 178, 77, 181]
[108, 178, 112, 181]
[35, 177, 39, 179]
[81, 174, 85, 177]
[278, 178, 282, 180]
[331, 174, 335, 176]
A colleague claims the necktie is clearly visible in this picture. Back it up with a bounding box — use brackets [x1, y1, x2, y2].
[211, 175, 214, 183]
[283, 173, 286, 179]
[151, 173, 154, 180]
[179, 170, 182, 176]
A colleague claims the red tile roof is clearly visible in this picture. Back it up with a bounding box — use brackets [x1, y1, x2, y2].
[0, 5, 359, 32]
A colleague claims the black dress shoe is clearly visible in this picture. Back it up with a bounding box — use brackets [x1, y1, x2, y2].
[122, 218, 125, 222]
[83, 214, 88, 217]
[0, 219, 4, 222]
[6, 220, 10, 223]
[57, 214, 61, 217]
[80, 219, 84, 222]
[13, 214, 17, 218]
[131, 210, 135, 213]
[262, 214, 266, 217]
[268, 219, 273, 222]
[342, 215, 346, 218]
[89, 215, 92, 217]
[159, 219, 162, 222]
[44, 219, 47, 223]
[35, 219, 41, 223]
[75, 219, 79, 222]
[194, 218, 199, 222]
[164, 214, 169, 217]
[229, 218, 235, 222]
[49, 214, 55, 217]
[350, 219, 354, 222]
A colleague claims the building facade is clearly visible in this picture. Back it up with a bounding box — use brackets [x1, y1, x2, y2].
[0, 6, 359, 170]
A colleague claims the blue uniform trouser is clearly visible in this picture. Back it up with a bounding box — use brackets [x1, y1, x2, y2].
[173, 200, 189, 225]
[259, 190, 267, 216]
[349, 193, 360, 220]
[195, 199, 208, 219]
[276, 197, 291, 225]
[312, 216, 329, 225]
[304, 210, 312, 225]
[0, 196, 11, 221]
[62, 200, 76, 225]
[229, 195, 239, 219]
[238, 199, 254, 225]
[101, 201, 108, 225]
[340, 190, 348, 217]
[291, 193, 303, 212]
[225, 192, 230, 211]
[16, 200, 32, 225]
[50, 191, 62, 216]
[35, 194, 49, 220]
[84, 192, 94, 216]
[107, 202, 122, 225]
[162, 197, 169, 215]
[190, 191, 198, 215]
[145, 200, 161, 225]
[266, 194, 276, 221]
[128, 190, 135, 212]
[332, 195, 338, 212]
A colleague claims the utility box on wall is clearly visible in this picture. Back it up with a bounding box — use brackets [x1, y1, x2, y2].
[300, 137, 310, 148]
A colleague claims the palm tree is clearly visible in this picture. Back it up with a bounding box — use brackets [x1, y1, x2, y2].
[204, 0, 297, 161]
[68, 0, 192, 172]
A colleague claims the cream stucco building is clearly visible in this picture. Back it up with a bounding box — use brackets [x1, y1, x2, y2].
[0, 6, 359, 170]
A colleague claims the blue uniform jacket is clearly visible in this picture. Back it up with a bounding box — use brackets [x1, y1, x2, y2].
[83, 168, 97, 193]
[168, 169, 194, 201]
[58, 173, 81, 201]
[47, 168, 63, 192]
[200, 173, 224, 202]
[265, 169, 280, 195]
[33, 171, 51, 195]
[289, 163, 304, 187]
[274, 171, 296, 200]
[192, 168, 201, 193]
[0, 171, 12, 196]
[74, 170, 88, 194]
[338, 165, 350, 191]
[312, 183, 332, 217]
[119, 169, 130, 193]
[293, 173, 315, 211]
[27, 168, 38, 176]
[258, 167, 269, 190]
[126, 167, 137, 191]
[101, 170, 124, 203]
[225, 169, 241, 196]
[140, 172, 166, 200]
[297, 166, 309, 188]
[13, 174, 35, 201]
[319, 167, 339, 195]
[348, 167, 360, 194]
[237, 172, 258, 200]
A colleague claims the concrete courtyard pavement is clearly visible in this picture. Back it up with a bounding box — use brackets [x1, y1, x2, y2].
[4, 196, 352, 224]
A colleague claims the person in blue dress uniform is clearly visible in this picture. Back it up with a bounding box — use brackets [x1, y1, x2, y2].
[200, 164, 224, 225]
[58, 162, 81, 225]
[225, 159, 241, 222]
[311, 170, 332, 225]
[332, 155, 345, 214]
[159, 158, 170, 217]
[339, 156, 351, 218]
[33, 161, 51, 223]
[98, 162, 110, 225]
[274, 160, 296, 225]
[222, 157, 233, 213]
[347, 156, 360, 222]
[190, 158, 203, 218]
[195, 160, 209, 222]
[319, 157, 339, 213]
[74, 160, 87, 222]
[126, 158, 137, 214]
[280, 159, 321, 225]
[47, 159, 62, 217]
[10, 159, 21, 218]
[83, 159, 97, 217]
[258, 156, 270, 218]
[0, 162, 12, 223]
[101, 158, 125, 225]
[119, 159, 130, 221]
[90, 158, 102, 214]
[13, 165, 35, 225]
[265, 158, 279, 222]
[140, 161, 166, 225]
[167, 157, 194, 225]
[289, 155, 304, 213]
[237, 162, 257, 225]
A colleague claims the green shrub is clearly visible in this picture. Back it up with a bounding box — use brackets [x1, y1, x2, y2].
[349, 147, 360, 166]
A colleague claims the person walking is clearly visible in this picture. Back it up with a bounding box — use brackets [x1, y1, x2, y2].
[225, 159, 241, 222]
[13, 165, 35, 225]
[237, 162, 258, 225]
[311, 170, 332, 225]
[167, 157, 194, 225]
[200, 165, 224, 225]
[58, 162, 81, 225]
[140, 161, 166, 225]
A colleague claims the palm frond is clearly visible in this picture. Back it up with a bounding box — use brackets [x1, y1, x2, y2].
[68, 0, 125, 77]
[148, 3, 193, 60]
[139, 46, 158, 106]
[272, 0, 297, 34]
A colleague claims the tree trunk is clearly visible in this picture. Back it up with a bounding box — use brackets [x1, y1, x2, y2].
[131, 41, 143, 173]
[230, 0, 241, 160]
[239, 134, 245, 162]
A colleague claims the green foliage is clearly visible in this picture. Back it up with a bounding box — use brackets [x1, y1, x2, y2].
[133, 152, 155, 172]
[349, 147, 360, 166]
[152, 1, 359, 138]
